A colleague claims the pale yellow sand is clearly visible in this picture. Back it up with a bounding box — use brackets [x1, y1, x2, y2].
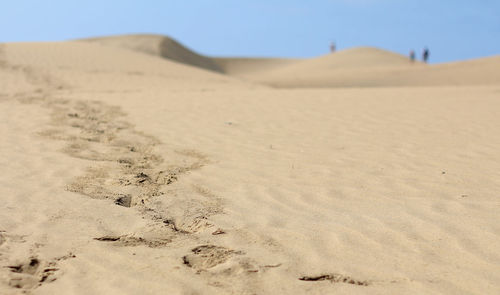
[1, 38, 500, 295]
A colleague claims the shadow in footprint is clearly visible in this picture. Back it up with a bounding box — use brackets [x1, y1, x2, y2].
[299, 274, 369, 286]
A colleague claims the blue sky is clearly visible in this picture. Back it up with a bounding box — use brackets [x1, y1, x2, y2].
[1, 0, 499, 63]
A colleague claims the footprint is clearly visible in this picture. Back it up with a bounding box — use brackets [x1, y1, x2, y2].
[94, 235, 172, 248]
[183, 245, 242, 270]
[115, 194, 132, 207]
[7, 257, 59, 289]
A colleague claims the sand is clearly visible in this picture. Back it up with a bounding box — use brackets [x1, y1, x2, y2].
[0, 37, 499, 295]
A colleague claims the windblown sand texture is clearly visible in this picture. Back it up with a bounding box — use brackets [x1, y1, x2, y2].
[1, 35, 499, 295]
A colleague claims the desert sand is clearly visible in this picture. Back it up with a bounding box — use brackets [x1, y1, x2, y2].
[1, 35, 499, 295]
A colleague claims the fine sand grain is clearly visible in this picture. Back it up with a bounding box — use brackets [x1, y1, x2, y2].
[1, 37, 499, 295]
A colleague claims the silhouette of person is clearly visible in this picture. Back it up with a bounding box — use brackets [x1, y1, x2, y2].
[422, 47, 430, 63]
[409, 50, 415, 62]
[330, 42, 336, 53]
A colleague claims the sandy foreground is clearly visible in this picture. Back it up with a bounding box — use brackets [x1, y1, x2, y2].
[0, 39, 499, 295]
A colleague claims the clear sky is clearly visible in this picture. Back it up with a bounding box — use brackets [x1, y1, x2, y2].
[1, 0, 499, 63]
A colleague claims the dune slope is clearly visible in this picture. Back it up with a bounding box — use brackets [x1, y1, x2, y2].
[83, 34, 223, 73]
[213, 57, 300, 77]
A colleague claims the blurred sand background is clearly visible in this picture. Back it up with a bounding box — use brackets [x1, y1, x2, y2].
[0, 34, 499, 294]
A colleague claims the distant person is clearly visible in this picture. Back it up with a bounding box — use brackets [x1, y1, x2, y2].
[422, 47, 430, 63]
[330, 42, 336, 53]
[409, 50, 415, 62]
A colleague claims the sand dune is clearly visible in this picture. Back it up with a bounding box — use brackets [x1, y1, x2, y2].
[83, 34, 223, 73]
[82, 34, 300, 77]
[1, 38, 500, 295]
[244, 48, 500, 88]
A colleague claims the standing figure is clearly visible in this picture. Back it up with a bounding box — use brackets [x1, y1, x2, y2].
[409, 50, 415, 62]
[422, 47, 430, 63]
[330, 41, 336, 53]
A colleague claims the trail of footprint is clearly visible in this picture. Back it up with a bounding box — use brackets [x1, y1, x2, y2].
[44, 98, 264, 290]
[39, 98, 207, 213]
[1, 49, 273, 294]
